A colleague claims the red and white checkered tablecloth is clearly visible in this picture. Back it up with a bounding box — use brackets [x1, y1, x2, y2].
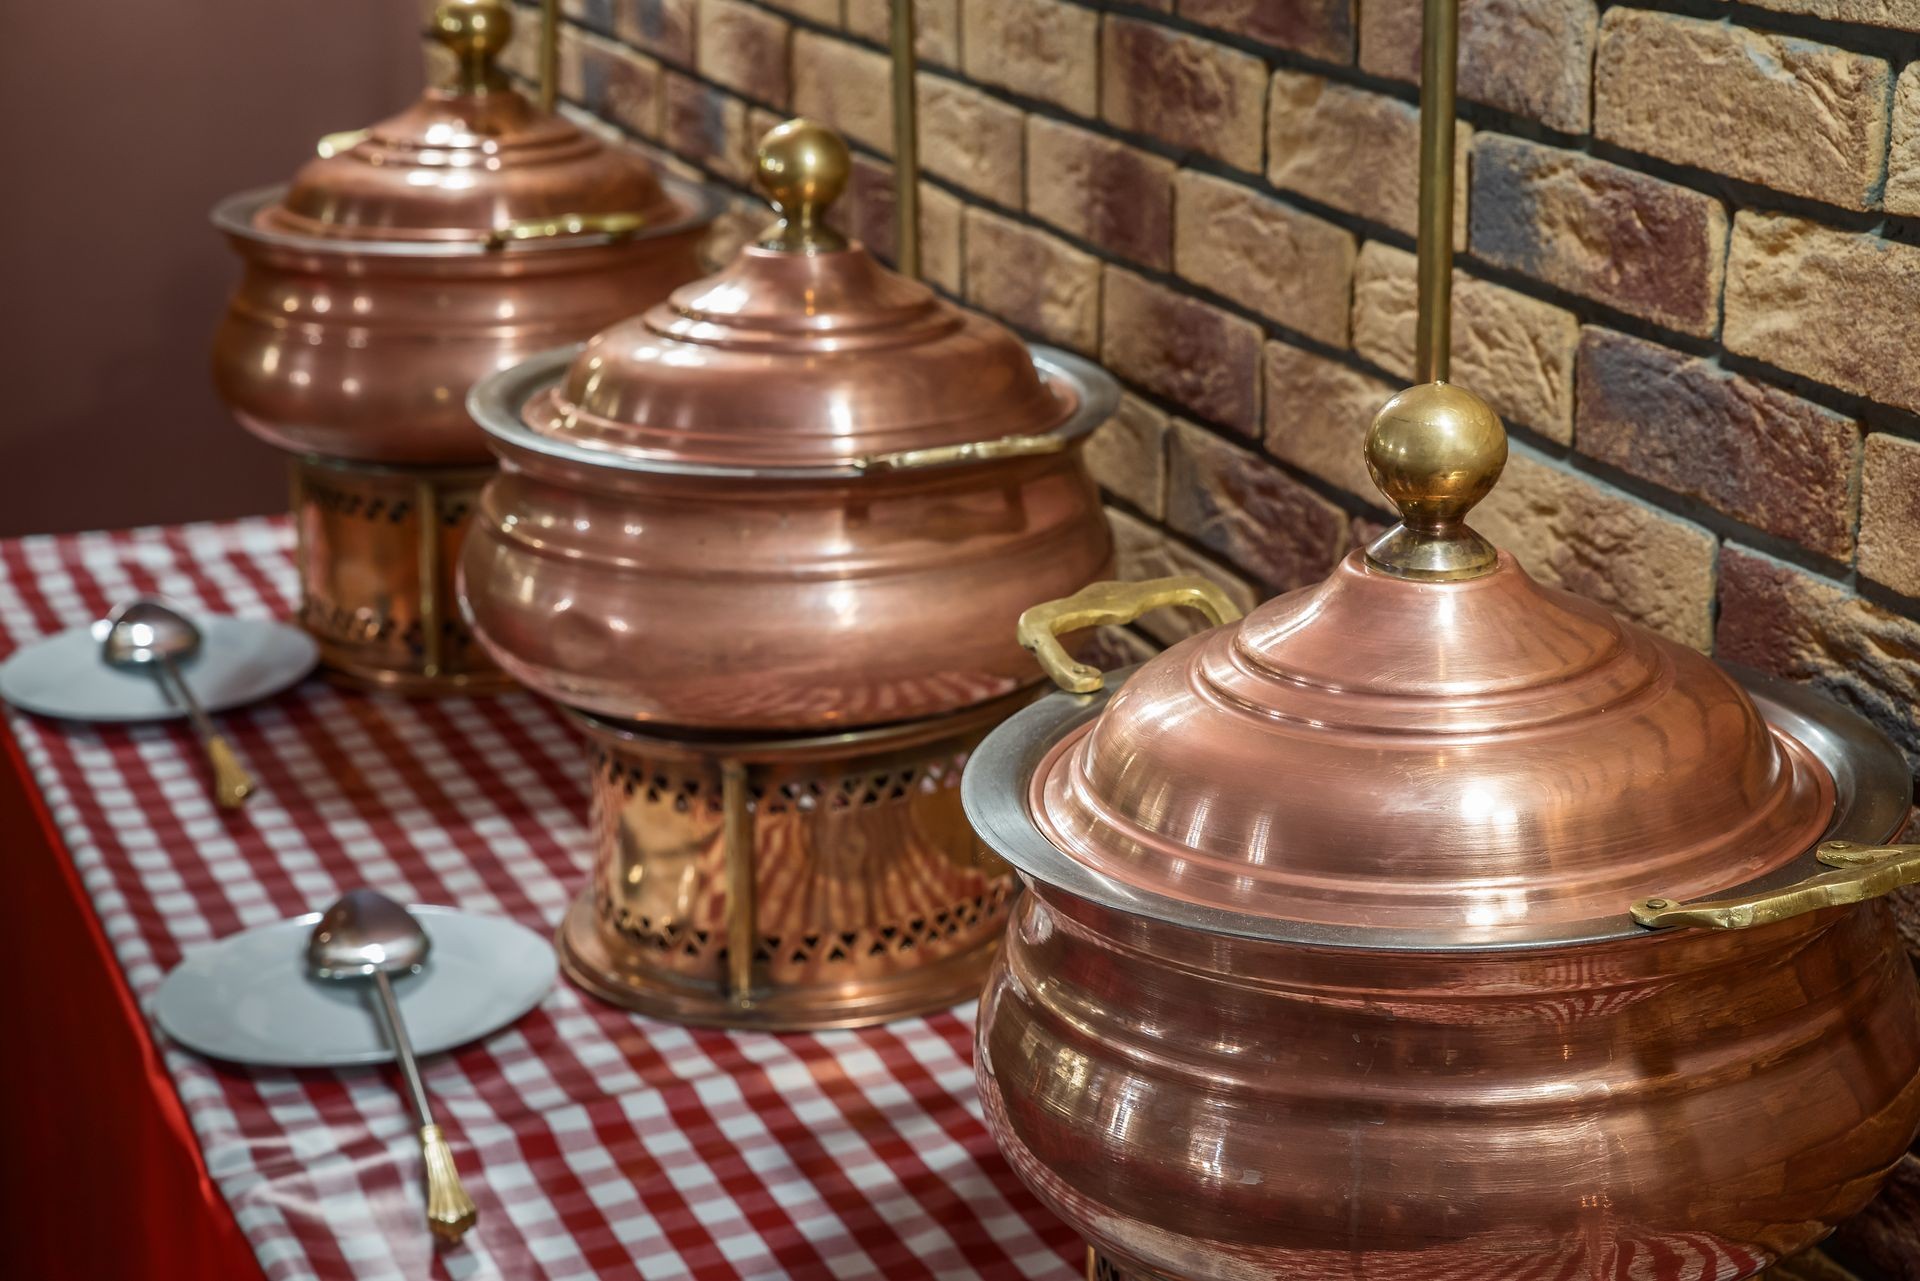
[0, 516, 1083, 1281]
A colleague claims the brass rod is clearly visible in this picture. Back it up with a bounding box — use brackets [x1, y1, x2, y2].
[1414, 0, 1459, 384]
[721, 759, 757, 1006]
[538, 0, 559, 113]
[289, 460, 310, 626]
[888, 0, 921, 281]
[415, 479, 444, 680]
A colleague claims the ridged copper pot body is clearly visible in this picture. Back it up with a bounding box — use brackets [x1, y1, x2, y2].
[211, 191, 709, 467]
[460, 436, 1111, 729]
[979, 886, 1920, 1280]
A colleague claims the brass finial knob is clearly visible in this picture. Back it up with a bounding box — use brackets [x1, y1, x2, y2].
[755, 119, 851, 253]
[1363, 381, 1507, 580]
[435, 0, 513, 95]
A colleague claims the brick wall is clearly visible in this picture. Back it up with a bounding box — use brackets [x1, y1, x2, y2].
[483, 2, 1920, 1271]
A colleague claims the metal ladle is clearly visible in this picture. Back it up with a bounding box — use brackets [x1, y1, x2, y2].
[306, 888, 478, 1244]
[102, 599, 254, 808]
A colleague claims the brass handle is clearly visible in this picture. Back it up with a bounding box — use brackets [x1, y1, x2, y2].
[420, 1123, 479, 1243]
[855, 434, 1065, 472]
[486, 211, 651, 249]
[1631, 841, 1920, 930]
[1018, 575, 1245, 694]
[315, 128, 369, 159]
[206, 736, 255, 810]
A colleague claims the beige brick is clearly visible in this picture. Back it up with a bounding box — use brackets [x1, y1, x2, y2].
[1359, 0, 1596, 133]
[1471, 134, 1727, 338]
[572, 34, 666, 138]
[961, 0, 1099, 116]
[663, 73, 752, 182]
[1267, 71, 1468, 247]
[1087, 396, 1171, 517]
[1740, 0, 1920, 31]
[1167, 422, 1352, 590]
[832, 155, 965, 294]
[1108, 508, 1259, 646]
[1887, 64, 1920, 216]
[1172, 172, 1355, 348]
[792, 32, 892, 151]
[847, 0, 960, 66]
[1475, 452, 1718, 651]
[1103, 267, 1264, 435]
[1595, 11, 1889, 211]
[1102, 17, 1267, 173]
[963, 209, 1101, 354]
[754, 0, 837, 22]
[1725, 213, 1920, 416]
[1263, 342, 1396, 502]
[1349, 242, 1578, 442]
[1860, 434, 1920, 599]
[695, 0, 790, 104]
[1026, 117, 1175, 270]
[615, 0, 697, 65]
[1177, 0, 1355, 63]
[918, 76, 1025, 206]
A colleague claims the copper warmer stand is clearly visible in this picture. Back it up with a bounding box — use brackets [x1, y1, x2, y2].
[289, 455, 508, 695]
[557, 692, 1029, 1030]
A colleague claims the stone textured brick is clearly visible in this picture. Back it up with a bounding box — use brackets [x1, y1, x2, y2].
[1359, 0, 1596, 134]
[574, 35, 666, 137]
[616, 0, 696, 65]
[754, 0, 837, 23]
[917, 76, 1025, 207]
[1103, 268, 1264, 436]
[1595, 11, 1890, 211]
[1173, 171, 1355, 347]
[1026, 117, 1175, 270]
[1263, 342, 1396, 501]
[1167, 422, 1352, 590]
[1088, 396, 1170, 518]
[1475, 452, 1718, 651]
[1740, 0, 1920, 31]
[833, 155, 965, 295]
[1576, 328, 1859, 559]
[663, 73, 750, 181]
[564, 0, 619, 33]
[1349, 242, 1578, 442]
[791, 33, 891, 152]
[1886, 63, 1920, 216]
[1102, 17, 1268, 173]
[1268, 71, 1469, 246]
[1860, 434, 1920, 599]
[847, 0, 960, 66]
[1829, 1155, 1920, 1281]
[961, 0, 1098, 116]
[963, 209, 1101, 354]
[1471, 134, 1727, 337]
[1725, 213, 1920, 417]
[1178, 0, 1355, 64]
[1108, 508, 1259, 646]
[1718, 545, 1920, 772]
[695, 0, 789, 104]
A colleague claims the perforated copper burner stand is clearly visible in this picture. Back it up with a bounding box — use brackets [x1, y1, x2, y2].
[289, 455, 511, 696]
[557, 693, 1030, 1030]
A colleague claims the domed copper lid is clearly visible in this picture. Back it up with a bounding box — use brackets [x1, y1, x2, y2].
[509, 119, 1084, 471]
[256, 0, 679, 245]
[1011, 383, 1839, 943]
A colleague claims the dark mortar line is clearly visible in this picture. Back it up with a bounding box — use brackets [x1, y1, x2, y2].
[1614, 0, 1920, 64]
[1858, 575, 1920, 620]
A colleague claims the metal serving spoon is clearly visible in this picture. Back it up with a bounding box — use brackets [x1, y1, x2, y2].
[307, 889, 478, 1244]
[102, 599, 254, 808]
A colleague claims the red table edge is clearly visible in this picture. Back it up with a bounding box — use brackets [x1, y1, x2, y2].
[0, 717, 265, 1281]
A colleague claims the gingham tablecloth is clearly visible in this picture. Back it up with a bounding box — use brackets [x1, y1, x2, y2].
[0, 516, 1083, 1281]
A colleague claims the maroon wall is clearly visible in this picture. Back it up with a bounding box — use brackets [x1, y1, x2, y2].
[0, 1, 425, 538]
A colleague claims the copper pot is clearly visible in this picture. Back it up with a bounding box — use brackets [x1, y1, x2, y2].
[964, 383, 1920, 1279]
[458, 120, 1117, 732]
[209, 0, 719, 692]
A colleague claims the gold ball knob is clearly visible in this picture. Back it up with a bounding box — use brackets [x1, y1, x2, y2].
[434, 0, 513, 64]
[756, 119, 851, 225]
[1365, 382, 1507, 528]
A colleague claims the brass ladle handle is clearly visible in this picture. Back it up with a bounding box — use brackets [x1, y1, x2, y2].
[1631, 841, 1920, 930]
[1018, 575, 1245, 695]
[485, 211, 651, 249]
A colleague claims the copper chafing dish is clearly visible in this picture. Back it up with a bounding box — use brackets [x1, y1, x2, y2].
[210, 0, 719, 694]
[457, 120, 1118, 1028]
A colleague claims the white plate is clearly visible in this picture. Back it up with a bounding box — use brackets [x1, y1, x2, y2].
[0, 614, 318, 723]
[151, 905, 556, 1068]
